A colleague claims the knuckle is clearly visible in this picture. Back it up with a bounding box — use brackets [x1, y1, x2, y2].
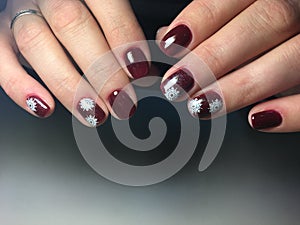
[48, 0, 89, 33]
[107, 18, 133, 40]
[233, 74, 257, 107]
[14, 21, 46, 52]
[197, 43, 225, 76]
[193, 0, 217, 24]
[256, 0, 300, 33]
[52, 75, 77, 98]
[280, 35, 300, 73]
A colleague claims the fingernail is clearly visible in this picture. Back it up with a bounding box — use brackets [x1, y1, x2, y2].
[125, 48, 149, 79]
[160, 24, 192, 56]
[160, 69, 194, 101]
[188, 91, 223, 118]
[77, 98, 106, 127]
[251, 110, 282, 130]
[26, 96, 50, 118]
[108, 90, 136, 119]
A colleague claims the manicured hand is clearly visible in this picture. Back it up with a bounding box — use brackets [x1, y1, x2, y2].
[158, 0, 300, 132]
[0, 0, 150, 127]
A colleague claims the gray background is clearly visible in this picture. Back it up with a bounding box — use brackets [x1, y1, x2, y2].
[1, 87, 300, 225]
[1, 0, 300, 224]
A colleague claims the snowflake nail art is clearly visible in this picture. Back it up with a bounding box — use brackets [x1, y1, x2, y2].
[189, 91, 223, 118]
[189, 98, 204, 114]
[161, 69, 195, 102]
[209, 99, 223, 113]
[165, 87, 180, 101]
[79, 98, 95, 112]
[26, 97, 37, 112]
[26, 96, 50, 117]
[85, 115, 98, 127]
[77, 98, 106, 127]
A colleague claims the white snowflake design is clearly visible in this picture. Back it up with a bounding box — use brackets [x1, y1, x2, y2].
[85, 115, 98, 127]
[26, 97, 37, 112]
[165, 87, 180, 101]
[209, 99, 223, 113]
[79, 98, 95, 112]
[189, 98, 204, 114]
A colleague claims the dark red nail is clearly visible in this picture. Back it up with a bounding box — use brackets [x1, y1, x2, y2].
[108, 90, 136, 119]
[125, 48, 149, 79]
[77, 98, 106, 127]
[160, 24, 192, 56]
[251, 110, 282, 130]
[160, 69, 194, 101]
[26, 96, 50, 118]
[188, 91, 223, 118]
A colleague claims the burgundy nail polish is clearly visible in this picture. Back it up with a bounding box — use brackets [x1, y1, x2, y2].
[77, 98, 106, 127]
[26, 96, 50, 118]
[189, 91, 223, 118]
[160, 69, 194, 101]
[251, 110, 282, 130]
[108, 90, 136, 119]
[125, 48, 149, 79]
[160, 24, 192, 56]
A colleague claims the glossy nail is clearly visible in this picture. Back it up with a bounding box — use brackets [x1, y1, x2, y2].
[125, 48, 149, 79]
[189, 91, 223, 118]
[251, 110, 282, 130]
[108, 90, 136, 119]
[161, 69, 194, 101]
[77, 98, 106, 127]
[160, 24, 192, 56]
[26, 96, 50, 118]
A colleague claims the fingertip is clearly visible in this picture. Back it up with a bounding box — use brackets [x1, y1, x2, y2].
[24, 94, 54, 118]
[248, 109, 283, 132]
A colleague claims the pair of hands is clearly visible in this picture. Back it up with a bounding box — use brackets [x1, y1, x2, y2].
[0, 0, 300, 133]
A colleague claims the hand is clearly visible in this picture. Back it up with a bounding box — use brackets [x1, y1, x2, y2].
[157, 0, 300, 133]
[0, 0, 150, 127]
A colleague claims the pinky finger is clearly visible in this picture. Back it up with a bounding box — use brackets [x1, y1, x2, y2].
[0, 40, 54, 118]
[249, 94, 300, 133]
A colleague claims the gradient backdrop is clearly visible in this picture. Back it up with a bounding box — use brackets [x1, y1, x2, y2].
[1, 0, 300, 224]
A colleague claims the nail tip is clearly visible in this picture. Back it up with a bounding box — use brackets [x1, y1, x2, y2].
[160, 24, 193, 56]
[161, 69, 195, 102]
[125, 48, 149, 79]
[188, 91, 223, 118]
[108, 90, 137, 120]
[26, 96, 51, 118]
[78, 98, 106, 127]
[251, 110, 282, 130]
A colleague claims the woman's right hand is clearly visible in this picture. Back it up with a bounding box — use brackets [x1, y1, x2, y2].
[0, 0, 150, 127]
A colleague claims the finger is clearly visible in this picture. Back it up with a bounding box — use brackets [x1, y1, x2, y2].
[187, 34, 300, 120]
[85, 0, 150, 79]
[0, 11, 53, 118]
[157, 0, 255, 57]
[161, 0, 300, 101]
[37, 0, 137, 119]
[11, 7, 108, 127]
[249, 94, 300, 133]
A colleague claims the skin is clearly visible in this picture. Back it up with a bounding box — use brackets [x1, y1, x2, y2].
[1, 0, 300, 132]
[0, 0, 150, 126]
[157, 0, 300, 133]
